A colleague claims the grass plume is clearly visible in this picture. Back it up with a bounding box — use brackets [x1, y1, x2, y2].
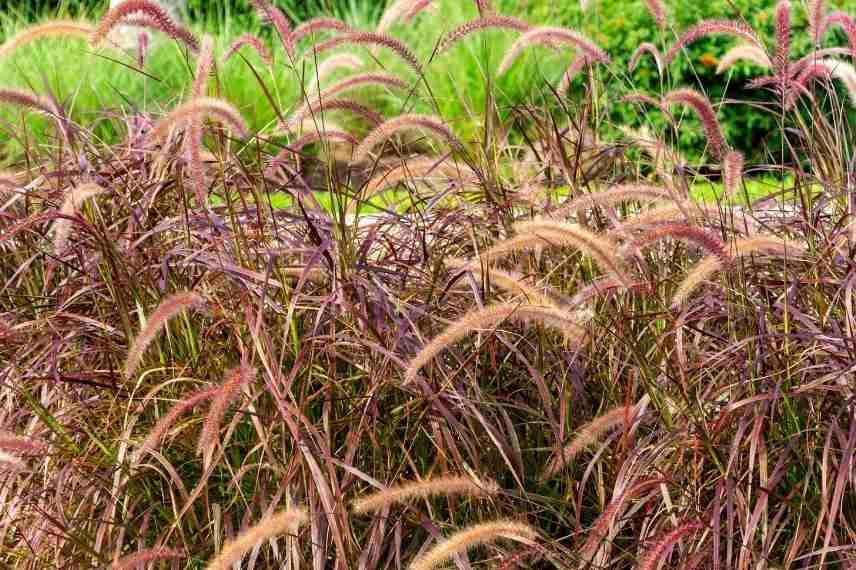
[717, 44, 772, 73]
[308, 31, 422, 75]
[498, 26, 609, 75]
[123, 292, 204, 379]
[512, 219, 632, 286]
[197, 365, 256, 463]
[409, 520, 538, 570]
[131, 385, 220, 464]
[52, 182, 106, 256]
[203, 508, 308, 570]
[0, 20, 94, 60]
[542, 405, 636, 479]
[352, 474, 498, 514]
[403, 302, 588, 383]
[90, 0, 199, 51]
[222, 33, 273, 65]
[352, 114, 463, 162]
[110, 548, 185, 569]
[637, 521, 703, 570]
[439, 15, 531, 54]
[146, 97, 248, 143]
[663, 88, 727, 158]
[292, 17, 351, 44]
[551, 184, 675, 219]
[665, 20, 763, 64]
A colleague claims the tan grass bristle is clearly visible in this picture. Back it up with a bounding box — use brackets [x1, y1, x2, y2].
[352, 474, 498, 514]
[403, 302, 588, 383]
[203, 508, 308, 570]
[512, 219, 632, 287]
[352, 114, 463, 163]
[123, 292, 204, 379]
[409, 520, 538, 570]
[52, 182, 107, 256]
[146, 97, 248, 143]
[542, 405, 634, 479]
[0, 20, 94, 60]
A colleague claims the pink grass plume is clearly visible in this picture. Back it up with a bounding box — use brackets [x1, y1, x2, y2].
[123, 292, 204, 379]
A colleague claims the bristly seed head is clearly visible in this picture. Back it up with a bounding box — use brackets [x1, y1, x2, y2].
[90, 0, 199, 51]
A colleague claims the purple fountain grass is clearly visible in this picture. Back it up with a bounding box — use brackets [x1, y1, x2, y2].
[131, 385, 220, 464]
[286, 128, 359, 152]
[774, 1, 792, 76]
[191, 34, 215, 96]
[306, 72, 409, 102]
[621, 93, 676, 122]
[616, 202, 724, 231]
[284, 98, 384, 133]
[403, 302, 589, 383]
[362, 156, 478, 196]
[811, 60, 856, 104]
[716, 44, 772, 74]
[136, 30, 149, 67]
[512, 219, 633, 287]
[123, 292, 204, 379]
[627, 223, 728, 261]
[474, 0, 494, 16]
[664, 20, 763, 65]
[145, 97, 248, 144]
[569, 275, 653, 307]
[185, 35, 215, 205]
[0, 88, 53, 115]
[643, 0, 667, 29]
[809, 0, 826, 44]
[352, 114, 464, 163]
[636, 521, 703, 570]
[671, 234, 806, 306]
[438, 15, 531, 54]
[823, 12, 856, 55]
[497, 26, 609, 75]
[313, 53, 363, 83]
[495, 545, 546, 570]
[447, 258, 563, 307]
[203, 508, 307, 570]
[249, 0, 294, 56]
[222, 33, 273, 65]
[378, 0, 434, 32]
[542, 405, 636, 479]
[0, 433, 45, 454]
[580, 477, 666, 559]
[266, 128, 358, 176]
[629, 43, 664, 74]
[52, 182, 107, 256]
[557, 56, 594, 95]
[722, 150, 744, 198]
[551, 183, 676, 219]
[663, 88, 727, 158]
[197, 365, 256, 463]
[307, 32, 422, 75]
[351, 474, 498, 514]
[410, 520, 538, 570]
[402, 0, 435, 23]
[0, 20, 94, 59]
[291, 17, 351, 44]
[671, 255, 724, 307]
[110, 547, 185, 569]
[0, 450, 24, 471]
[90, 0, 199, 51]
